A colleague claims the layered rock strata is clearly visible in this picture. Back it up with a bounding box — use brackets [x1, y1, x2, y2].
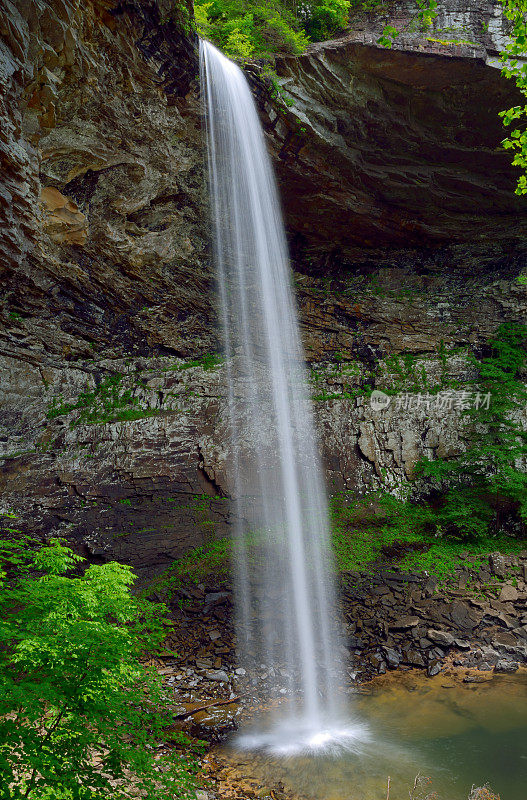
[0, 0, 525, 574]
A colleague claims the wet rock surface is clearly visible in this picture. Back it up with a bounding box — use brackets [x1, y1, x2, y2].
[154, 551, 527, 721]
[1, 0, 526, 565]
[340, 557, 527, 680]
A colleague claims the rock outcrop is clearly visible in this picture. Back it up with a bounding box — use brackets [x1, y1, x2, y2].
[0, 0, 210, 364]
[265, 0, 527, 261]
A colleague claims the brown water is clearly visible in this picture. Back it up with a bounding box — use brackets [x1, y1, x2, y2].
[225, 671, 527, 799]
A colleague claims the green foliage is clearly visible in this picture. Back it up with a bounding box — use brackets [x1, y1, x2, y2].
[296, 0, 351, 41]
[384, 324, 527, 542]
[175, 352, 223, 371]
[330, 490, 525, 581]
[194, 0, 351, 61]
[47, 374, 158, 428]
[378, 0, 438, 47]
[0, 535, 201, 799]
[195, 0, 308, 59]
[499, 0, 527, 194]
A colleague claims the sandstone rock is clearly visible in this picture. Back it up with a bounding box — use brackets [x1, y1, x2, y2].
[263, 0, 527, 270]
[492, 632, 518, 647]
[40, 186, 87, 245]
[499, 584, 519, 603]
[390, 616, 420, 630]
[428, 629, 455, 647]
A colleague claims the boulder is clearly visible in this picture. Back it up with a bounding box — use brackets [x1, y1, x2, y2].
[427, 661, 442, 678]
[381, 646, 401, 669]
[494, 660, 519, 673]
[428, 629, 455, 647]
[499, 584, 519, 603]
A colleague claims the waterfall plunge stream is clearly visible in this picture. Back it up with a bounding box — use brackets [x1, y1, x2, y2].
[200, 41, 362, 753]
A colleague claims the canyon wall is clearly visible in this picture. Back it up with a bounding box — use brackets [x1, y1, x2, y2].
[0, 0, 525, 579]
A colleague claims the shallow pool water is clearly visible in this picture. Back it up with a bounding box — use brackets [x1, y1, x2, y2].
[226, 672, 527, 799]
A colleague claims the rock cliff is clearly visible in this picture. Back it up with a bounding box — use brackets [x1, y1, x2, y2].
[0, 0, 525, 578]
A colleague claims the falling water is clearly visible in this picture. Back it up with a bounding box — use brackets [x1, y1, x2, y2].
[200, 41, 359, 753]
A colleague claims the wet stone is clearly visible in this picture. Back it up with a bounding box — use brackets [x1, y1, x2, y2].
[428, 629, 455, 646]
[499, 584, 519, 603]
[427, 661, 442, 677]
[450, 601, 481, 630]
[390, 616, 420, 630]
[205, 669, 230, 683]
[382, 646, 401, 668]
[494, 659, 519, 673]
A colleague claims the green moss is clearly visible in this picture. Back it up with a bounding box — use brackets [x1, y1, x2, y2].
[167, 353, 224, 372]
[47, 373, 159, 428]
[330, 489, 527, 583]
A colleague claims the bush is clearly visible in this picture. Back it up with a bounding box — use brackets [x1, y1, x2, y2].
[195, 0, 351, 60]
[0, 534, 201, 799]
[298, 0, 352, 40]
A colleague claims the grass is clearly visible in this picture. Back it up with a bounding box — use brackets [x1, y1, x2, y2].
[47, 374, 159, 428]
[148, 487, 527, 596]
[330, 490, 527, 583]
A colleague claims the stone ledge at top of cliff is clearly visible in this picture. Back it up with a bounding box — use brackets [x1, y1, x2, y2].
[258, 0, 527, 263]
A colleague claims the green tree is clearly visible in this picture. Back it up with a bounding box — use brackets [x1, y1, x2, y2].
[499, 0, 527, 194]
[294, 0, 351, 40]
[194, 0, 351, 60]
[0, 535, 200, 799]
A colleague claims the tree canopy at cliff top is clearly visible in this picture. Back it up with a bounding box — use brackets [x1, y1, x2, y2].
[194, 0, 351, 59]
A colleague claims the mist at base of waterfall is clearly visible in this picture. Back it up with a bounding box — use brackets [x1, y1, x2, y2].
[221, 673, 527, 800]
[234, 708, 370, 756]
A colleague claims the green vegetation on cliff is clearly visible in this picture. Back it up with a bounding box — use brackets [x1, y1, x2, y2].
[194, 0, 351, 59]
[332, 323, 527, 581]
[385, 323, 527, 542]
[160, 325, 527, 589]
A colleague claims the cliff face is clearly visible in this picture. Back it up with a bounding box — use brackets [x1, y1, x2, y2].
[0, 0, 208, 363]
[0, 0, 525, 579]
[267, 0, 527, 258]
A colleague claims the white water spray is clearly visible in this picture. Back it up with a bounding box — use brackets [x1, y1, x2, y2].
[200, 40, 359, 752]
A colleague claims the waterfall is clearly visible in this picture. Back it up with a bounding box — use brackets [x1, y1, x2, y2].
[200, 40, 358, 753]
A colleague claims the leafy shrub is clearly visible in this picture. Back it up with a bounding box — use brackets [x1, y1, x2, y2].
[298, 0, 352, 41]
[195, 0, 351, 60]
[499, 0, 527, 194]
[0, 535, 201, 799]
